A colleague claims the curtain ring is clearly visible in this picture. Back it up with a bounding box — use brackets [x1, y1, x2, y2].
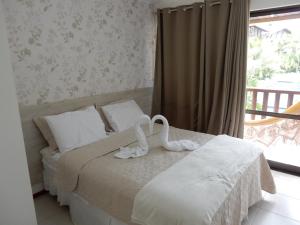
[168, 9, 178, 14]
[183, 6, 193, 11]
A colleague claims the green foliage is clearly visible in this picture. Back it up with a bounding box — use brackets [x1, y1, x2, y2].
[247, 36, 276, 87]
[277, 36, 300, 73]
[247, 32, 300, 88]
[246, 29, 300, 110]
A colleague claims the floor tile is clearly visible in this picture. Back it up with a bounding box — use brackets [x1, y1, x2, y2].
[37, 210, 72, 225]
[252, 208, 300, 225]
[256, 192, 300, 222]
[271, 170, 300, 199]
[34, 195, 73, 225]
[34, 195, 60, 223]
[242, 206, 260, 225]
[274, 176, 300, 200]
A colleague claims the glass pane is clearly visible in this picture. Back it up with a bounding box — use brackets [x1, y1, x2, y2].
[246, 17, 300, 116]
[246, 13, 300, 170]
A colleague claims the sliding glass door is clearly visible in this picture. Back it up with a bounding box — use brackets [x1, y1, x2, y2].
[244, 6, 300, 174]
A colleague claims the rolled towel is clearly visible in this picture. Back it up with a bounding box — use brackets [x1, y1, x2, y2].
[115, 115, 151, 159]
[115, 146, 148, 159]
[151, 115, 201, 152]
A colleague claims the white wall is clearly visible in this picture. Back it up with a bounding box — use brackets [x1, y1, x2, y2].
[0, 2, 37, 225]
[153, 0, 300, 10]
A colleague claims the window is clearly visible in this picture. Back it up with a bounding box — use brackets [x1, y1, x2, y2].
[244, 5, 300, 173]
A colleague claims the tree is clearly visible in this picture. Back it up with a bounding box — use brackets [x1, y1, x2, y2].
[277, 36, 300, 73]
[246, 27, 300, 111]
[247, 37, 276, 87]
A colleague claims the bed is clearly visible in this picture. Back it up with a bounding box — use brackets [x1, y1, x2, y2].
[41, 123, 275, 225]
[20, 88, 276, 225]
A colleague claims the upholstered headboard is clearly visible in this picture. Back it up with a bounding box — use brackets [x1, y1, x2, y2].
[19, 87, 153, 193]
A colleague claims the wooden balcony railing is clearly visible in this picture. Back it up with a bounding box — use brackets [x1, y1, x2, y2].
[246, 87, 300, 120]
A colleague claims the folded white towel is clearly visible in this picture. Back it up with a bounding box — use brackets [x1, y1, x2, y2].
[115, 115, 151, 159]
[115, 146, 148, 159]
[151, 115, 200, 152]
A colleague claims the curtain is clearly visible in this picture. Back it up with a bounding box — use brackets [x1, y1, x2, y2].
[152, 0, 250, 138]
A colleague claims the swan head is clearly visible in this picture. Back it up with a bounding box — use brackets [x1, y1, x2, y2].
[151, 115, 168, 125]
[151, 115, 169, 131]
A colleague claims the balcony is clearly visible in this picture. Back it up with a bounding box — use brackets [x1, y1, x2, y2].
[244, 87, 300, 170]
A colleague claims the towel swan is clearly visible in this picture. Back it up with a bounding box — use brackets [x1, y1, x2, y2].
[115, 115, 152, 159]
[134, 115, 152, 151]
[151, 115, 200, 151]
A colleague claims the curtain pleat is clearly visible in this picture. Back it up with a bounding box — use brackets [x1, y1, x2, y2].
[152, 3, 204, 130]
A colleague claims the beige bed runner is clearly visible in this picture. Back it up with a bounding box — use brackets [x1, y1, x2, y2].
[56, 125, 275, 225]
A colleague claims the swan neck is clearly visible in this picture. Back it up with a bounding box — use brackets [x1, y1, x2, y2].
[152, 115, 169, 144]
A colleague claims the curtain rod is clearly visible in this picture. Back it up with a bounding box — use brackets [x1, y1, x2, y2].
[158, 1, 232, 14]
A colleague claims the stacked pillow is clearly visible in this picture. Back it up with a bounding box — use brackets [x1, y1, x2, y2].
[34, 100, 145, 153]
[100, 100, 145, 132]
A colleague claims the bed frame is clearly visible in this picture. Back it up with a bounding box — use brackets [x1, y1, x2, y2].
[19, 87, 153, 193]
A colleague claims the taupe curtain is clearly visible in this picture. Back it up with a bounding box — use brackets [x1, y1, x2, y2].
[152, 0, 249, 138]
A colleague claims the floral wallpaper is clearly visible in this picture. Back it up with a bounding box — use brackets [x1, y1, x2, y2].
[2, 0, 155, 106]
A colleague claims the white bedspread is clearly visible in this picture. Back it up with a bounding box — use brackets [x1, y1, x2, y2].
[132, 135, 264, 225]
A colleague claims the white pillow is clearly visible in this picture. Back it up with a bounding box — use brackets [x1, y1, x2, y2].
[101, 100, 145, 132]
[45, 106, 107, 153]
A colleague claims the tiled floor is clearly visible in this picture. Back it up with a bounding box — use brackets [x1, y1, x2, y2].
[34, 194, 72, 225]
[35, 170, 300, 225]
